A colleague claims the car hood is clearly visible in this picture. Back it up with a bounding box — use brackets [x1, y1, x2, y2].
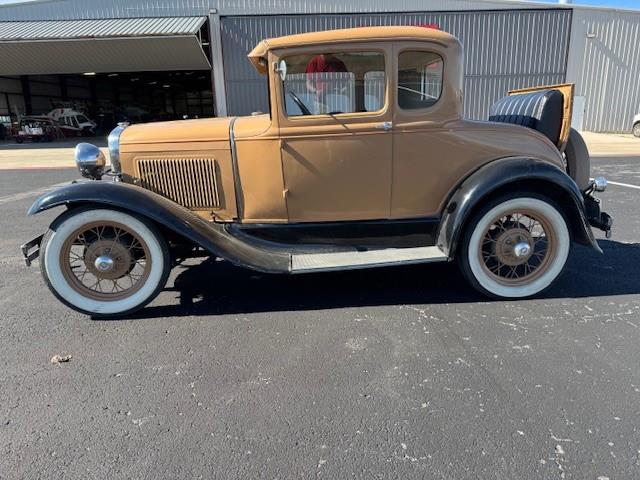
[120, 117, 233, 145]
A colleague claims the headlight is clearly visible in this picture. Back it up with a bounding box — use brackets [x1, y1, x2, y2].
[75, 143, 106, 180]
[107, 122, 128, 175]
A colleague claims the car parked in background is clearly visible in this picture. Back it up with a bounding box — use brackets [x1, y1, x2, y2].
[14, 116, 59, 143]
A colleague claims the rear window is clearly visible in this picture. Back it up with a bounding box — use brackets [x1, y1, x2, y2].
[398, 51, 444, 110]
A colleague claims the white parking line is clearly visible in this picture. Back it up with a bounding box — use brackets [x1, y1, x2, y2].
[0, 182, 69, 206]
[608, 180, 640, 190]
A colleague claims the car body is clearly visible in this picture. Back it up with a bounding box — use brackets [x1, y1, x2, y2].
[633, 113, 640, 137]
[14, 116, 58, 143]
[22, 26, 612, 317]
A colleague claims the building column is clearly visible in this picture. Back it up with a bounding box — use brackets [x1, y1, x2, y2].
[19, 76, 32, 115]
[59, 75, 68, 100]
[209, 10, 228, 117]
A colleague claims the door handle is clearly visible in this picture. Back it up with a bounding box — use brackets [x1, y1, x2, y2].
[376, 121, 393, 131]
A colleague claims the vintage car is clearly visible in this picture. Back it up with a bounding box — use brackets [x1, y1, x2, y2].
[21, 26, 612, 317]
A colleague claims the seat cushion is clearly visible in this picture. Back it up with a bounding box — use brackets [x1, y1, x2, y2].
[489, 89, 564, 146]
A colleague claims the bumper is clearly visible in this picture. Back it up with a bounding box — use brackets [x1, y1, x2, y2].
[584, 192, 613, 239]
[21, 234, 43, 266]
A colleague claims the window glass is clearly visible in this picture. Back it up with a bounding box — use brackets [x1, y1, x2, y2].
[398, 51, 443, 110]
[281, 51, 385, 116]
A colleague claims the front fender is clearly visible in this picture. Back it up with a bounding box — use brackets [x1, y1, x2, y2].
[28, 181, 291, 273]
[436, 157, 600, 258]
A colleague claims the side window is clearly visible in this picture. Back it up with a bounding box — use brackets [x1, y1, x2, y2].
[398, 51, 444, 110]
[281, 51, 386, 116]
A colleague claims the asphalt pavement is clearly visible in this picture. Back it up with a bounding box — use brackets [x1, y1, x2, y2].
[1, 159, 640, 479]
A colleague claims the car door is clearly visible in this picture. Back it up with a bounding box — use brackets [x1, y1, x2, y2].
[275, 44, 393, 223]
[390, 42, 462, 219]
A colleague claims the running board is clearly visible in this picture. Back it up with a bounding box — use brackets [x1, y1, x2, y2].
[291, 246, 447, 273]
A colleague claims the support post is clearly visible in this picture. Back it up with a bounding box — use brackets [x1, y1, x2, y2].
[209, 10, 228, 117]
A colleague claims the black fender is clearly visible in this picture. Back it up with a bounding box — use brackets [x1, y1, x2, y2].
[436, 157, 601, 258]
[27, 180, 291, 273]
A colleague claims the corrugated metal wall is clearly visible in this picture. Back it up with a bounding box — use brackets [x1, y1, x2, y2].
[0, 0, 536, 21]
[221, 9, 572, 118]
[566, 9, 640, 133]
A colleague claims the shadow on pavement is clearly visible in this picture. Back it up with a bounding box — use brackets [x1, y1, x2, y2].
[115, 240, 639, 320]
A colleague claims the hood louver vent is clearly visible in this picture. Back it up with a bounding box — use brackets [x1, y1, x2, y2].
[136, 157, 220, 210]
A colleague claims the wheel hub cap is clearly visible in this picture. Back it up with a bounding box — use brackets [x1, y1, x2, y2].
[95, 255, 115, 272]
[513, 241, 531, 258]
[494, 228, 534, 266]
[84, 239, 133, 280]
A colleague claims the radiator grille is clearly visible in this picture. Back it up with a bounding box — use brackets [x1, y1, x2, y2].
[136, 158, 220, 209]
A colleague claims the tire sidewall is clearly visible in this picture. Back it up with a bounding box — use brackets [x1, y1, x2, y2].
[42, 208, 169, 316]
[460, 195, 571, 299]
[634, 123, 640, 138]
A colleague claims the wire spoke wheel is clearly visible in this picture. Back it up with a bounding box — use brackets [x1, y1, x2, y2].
[60, 220, 152, 301]
[460, 195, 571, 299]
[479, 209, 557, 287]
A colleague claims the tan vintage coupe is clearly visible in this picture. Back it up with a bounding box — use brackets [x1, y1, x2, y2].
[22, 26, 612, 317]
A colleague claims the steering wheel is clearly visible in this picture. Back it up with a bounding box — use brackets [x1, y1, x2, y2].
[288, 91, 312, 116]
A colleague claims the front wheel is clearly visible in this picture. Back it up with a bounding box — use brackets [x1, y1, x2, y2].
[40, 208, 171, 317]
[633, 122, 640, 138]
[458, 194, 571, 299]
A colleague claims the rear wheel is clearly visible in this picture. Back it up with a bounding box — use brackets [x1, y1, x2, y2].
[458, 194, 571, 299]
[633, 122, 640, 138]
[40, 208, 171, 317]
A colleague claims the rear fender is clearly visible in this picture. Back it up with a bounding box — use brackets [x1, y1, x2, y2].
[27, 181, 291, 273]
[436, 157, 600, 258]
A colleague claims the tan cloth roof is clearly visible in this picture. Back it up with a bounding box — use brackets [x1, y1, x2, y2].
[248, 26, 459, 72]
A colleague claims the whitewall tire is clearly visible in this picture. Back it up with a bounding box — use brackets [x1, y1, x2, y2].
[40, 208, 171, 317]
[458, 195, 571, 299]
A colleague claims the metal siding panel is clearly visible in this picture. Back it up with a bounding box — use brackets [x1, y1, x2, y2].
[221, 10, 572, 118]
[572, 10, 640, 132]
[0, 0, 551, 21]
[0, 16, 206, 40]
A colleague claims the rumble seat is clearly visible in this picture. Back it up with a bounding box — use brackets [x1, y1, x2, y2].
[489, 89, 564, 146]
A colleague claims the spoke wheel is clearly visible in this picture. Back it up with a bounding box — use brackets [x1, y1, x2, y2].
[60, 221, 152, 301]
[479, 210, 557, 287]
[458, 195, 571, 299]
[40, 208, 171, 317]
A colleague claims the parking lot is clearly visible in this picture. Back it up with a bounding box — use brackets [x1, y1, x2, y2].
[1, 146, 640, 478]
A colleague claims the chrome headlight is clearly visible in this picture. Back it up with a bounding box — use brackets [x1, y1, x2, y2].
[107, 122, 128, 175]
[75, 143, 106, 180]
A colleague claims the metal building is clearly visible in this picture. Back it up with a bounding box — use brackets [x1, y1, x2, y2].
[0, 0, 638, 133]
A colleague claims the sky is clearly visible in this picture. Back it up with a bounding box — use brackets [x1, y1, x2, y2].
[0, 0, 637, 8]
[548, 0, 640, 8]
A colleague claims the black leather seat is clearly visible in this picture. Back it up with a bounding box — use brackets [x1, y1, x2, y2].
[488, 89, 564, 146]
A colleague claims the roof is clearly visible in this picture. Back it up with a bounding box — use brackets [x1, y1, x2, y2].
[0, 16, 206, 41]
[248, 26, 460, 71]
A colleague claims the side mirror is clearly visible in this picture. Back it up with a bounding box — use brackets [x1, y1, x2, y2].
[275, 59, 287, 81]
